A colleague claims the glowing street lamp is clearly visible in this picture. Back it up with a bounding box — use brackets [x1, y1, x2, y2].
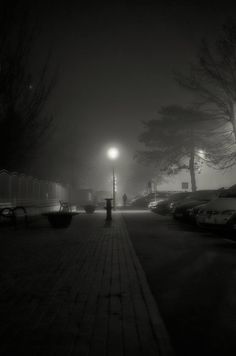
[107, 147, 119, 210]
[107, 147, 119, 160]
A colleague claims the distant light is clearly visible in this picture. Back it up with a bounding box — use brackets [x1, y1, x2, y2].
[198, 149, 205, 159]
[107, 147, 119, 160]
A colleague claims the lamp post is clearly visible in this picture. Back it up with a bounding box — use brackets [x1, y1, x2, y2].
[107, 147, 119, 210]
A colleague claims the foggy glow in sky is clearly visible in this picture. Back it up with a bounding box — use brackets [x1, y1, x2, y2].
[22, 2, 236, 194]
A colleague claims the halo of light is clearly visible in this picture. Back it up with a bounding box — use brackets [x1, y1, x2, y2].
[198, 149, 205, 159]
[107, 147, 119, 160]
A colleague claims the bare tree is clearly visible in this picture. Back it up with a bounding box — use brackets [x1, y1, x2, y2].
[0, 2, 56, 171]
[175, 18, 236, 168]
[136, 106, 218, 192]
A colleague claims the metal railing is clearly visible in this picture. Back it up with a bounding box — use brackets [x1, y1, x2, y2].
[0, 169, 69, 214]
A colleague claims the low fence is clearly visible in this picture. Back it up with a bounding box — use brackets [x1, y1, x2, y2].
[0, 169, 69, 214]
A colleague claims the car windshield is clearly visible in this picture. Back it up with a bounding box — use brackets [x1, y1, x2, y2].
[157, 192, 171, 199]
[185, 190, 218, 201]
[148, 192, 171, 200]
[169, 192, 191, 201]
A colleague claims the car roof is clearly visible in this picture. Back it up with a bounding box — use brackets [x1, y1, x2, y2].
[219, 185, 236, 197]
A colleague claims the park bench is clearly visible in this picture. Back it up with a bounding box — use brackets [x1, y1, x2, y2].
[0, 204, 28, 228]
[0, 200, 74, 228]
[59, 200, 71, 212]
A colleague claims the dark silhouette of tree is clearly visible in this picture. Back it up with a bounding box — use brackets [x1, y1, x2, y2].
[175, 18, 236, 168]
[0, 2, 56, 171]
[137, 106, 218, 192]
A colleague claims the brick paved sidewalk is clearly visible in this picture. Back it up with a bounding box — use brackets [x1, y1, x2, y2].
[0, 212, 173, 356]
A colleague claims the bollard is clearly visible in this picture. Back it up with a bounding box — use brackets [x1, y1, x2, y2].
[105, 198, 113, 221]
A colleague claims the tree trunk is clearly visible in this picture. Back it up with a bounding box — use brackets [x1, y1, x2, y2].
[232, 103, 236, 142]
[189, 149, 197, 192]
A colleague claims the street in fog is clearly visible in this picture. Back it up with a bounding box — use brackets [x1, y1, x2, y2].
[123, 210, 236, 356]
[2, 1, 236, 355]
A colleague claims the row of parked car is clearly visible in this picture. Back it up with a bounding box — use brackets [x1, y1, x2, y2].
[149, 185, 236, 230]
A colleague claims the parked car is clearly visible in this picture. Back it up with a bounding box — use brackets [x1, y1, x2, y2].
[130, 194, 153, 208]
[172, 190, 220, 222]
[196, 185, 236, 229]
[186, 203, 208, 222]
[130, 194, 149, 208]
[148, 191, 172, 209]
[148, 200, 160, 209]
[131, 191, 171, 209]
[150, 192, 191, 215]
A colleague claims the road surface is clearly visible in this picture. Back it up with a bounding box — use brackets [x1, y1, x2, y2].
[122, 210, 236, 356]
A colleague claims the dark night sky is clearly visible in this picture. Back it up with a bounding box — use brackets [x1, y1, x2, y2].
[27, 1, 236, 196]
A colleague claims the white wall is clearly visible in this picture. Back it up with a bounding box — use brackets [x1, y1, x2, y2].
[156, 164, 236, 191]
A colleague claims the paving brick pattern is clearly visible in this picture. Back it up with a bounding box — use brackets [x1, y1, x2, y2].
[0, 212, 173, 355]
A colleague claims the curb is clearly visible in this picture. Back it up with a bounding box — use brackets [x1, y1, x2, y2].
[121, 215, 175, 356]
